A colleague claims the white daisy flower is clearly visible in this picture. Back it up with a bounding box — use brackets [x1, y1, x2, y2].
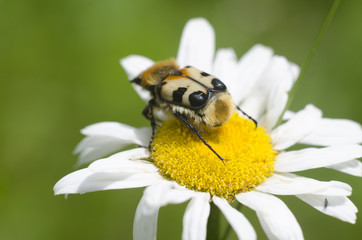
[54, 18, 362, 240]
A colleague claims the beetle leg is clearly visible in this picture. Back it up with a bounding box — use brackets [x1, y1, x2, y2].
[174, 112, 229, 164]
[142, 99, 157, 151]
[236, 105, 258, 128]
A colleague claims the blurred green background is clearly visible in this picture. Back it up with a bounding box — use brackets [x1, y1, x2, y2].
[1, 0, 361, 239]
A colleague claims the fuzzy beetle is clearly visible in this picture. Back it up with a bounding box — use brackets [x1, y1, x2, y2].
[132, 59, 256, 161]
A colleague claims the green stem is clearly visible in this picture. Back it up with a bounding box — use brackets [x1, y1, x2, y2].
[207, 202, 220, 240]
[276, 0, 341, 126]
[221, 202, 243, 240]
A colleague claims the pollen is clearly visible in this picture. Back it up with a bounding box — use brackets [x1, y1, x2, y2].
[151, 113, 276, 201]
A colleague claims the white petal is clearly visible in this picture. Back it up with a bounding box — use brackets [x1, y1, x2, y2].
[80, 122, 151, 142]
[238, 94, 267, 122]
[54, 149, 162, 194]
[70, 148, 151, 175]
[256, 173, 351, 196]
[237, 191, 303, 240]
[75, 137, 129, 166]
[177, 18, 215, 72]
[297, 194, 357, 224]
[212, 48, 237, 86]
[132, 83, 152, 102]
[326, 159, 362, 177]
[282, 110, 295, 120]
[182, 193, 210, 240]
[75, 135, 122, 155]
[213, 197, 256, 240]
[88, 148, 152, 172]
[275, 145, 362, 172]
[260, 56, 299, 131]
[120, 54, 154, 80]
[134, 193, 158, 240]
[299, 118, 362, 146]
[120, 55, 154, 102]
[134, 181, 195, 240]
[75, 122, 151, 165]
[54, 169, 162, 195]
[271, 104, 322, 150]
[231, 44, 273, 105]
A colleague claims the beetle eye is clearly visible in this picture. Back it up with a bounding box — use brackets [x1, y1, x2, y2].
[211, 78, 227, 91]
[189, 91, 207, 107]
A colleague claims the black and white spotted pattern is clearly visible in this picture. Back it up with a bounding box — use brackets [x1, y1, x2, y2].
[157, 66, 227, 109]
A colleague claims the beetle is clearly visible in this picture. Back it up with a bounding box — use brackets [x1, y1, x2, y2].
[132, 59, 256, 161]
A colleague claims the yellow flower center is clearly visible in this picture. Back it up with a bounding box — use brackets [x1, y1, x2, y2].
[151, 113, 276, 200]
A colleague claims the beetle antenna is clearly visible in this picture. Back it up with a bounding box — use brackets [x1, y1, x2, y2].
[236, 106, 258, 128]
[174, 112, 229, 165]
